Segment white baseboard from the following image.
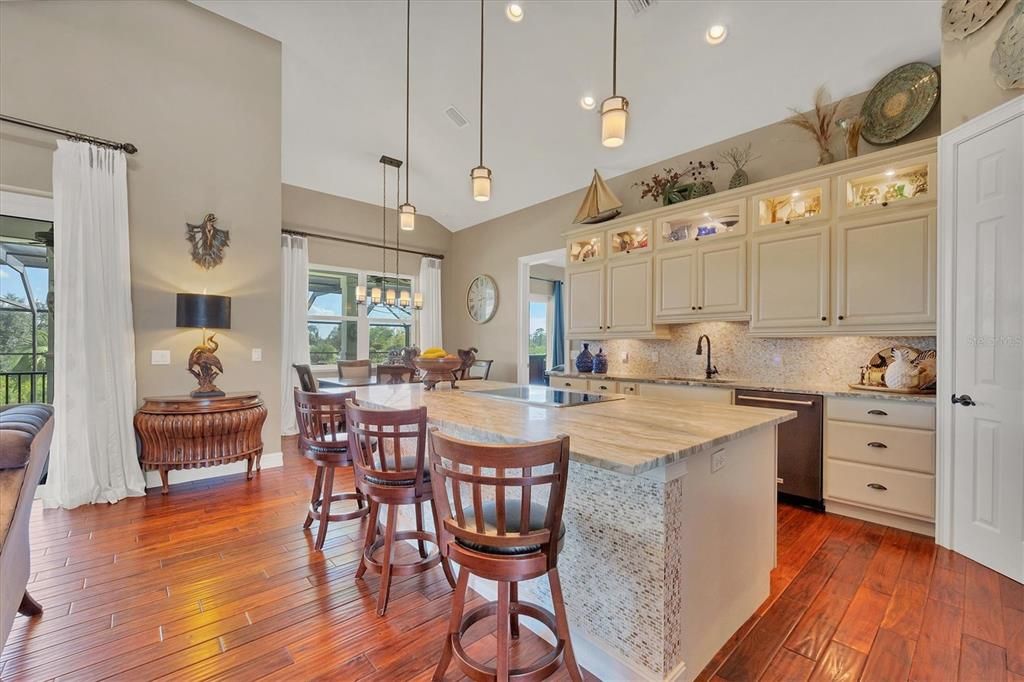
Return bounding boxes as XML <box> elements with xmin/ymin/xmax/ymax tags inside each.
<box><xmin>143</xmin><ymin>451</ymin><xmax>283</xmax><ymax>490</ymax></box>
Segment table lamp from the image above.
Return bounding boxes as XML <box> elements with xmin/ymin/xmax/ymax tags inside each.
<box><xmin>176</xmin><ymin>293</ymin><xmax>231</xmax><ymax>397</ymax></box>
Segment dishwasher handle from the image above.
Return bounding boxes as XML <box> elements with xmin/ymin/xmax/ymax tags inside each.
<box><xmin>736</xmin><ymin>395</ymin><xmax>815</xmax><ymax>407</ymax></box>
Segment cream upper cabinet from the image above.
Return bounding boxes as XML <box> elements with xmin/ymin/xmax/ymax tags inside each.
<box><xmin>655</xmin><ymin>249</ymin><xmax>698</xmax><ymax>318</ymax></box>
<box><xmin>607</xmin><ymin>256</ymin><xmax>653</xmax><ymax>333</ymax></box>
<box><xmin>837</xmin><ymin>154</ymin><xmax>935</xmax><ymax>217</ymax></box>
<box><xmin>567</xmin><ymin>262</ymin><xmax>605</xmax><ymax>335</ymax></box>
<box><xmin>752</xmin><ymin>179</ymin><xmax>830</xmax><ymax>231</ymax></box>
<box><xmin>698</xmin><ymin>241</ymin><xmax>746</xmax><ymax>316</ymax></box>
<box><xmin>750</xmin><ymin>225</ymin><xmax>830</xmax><ymax>330</ymax></box>
<box><xmin>834</xmin><ymin>207</ymin><xmax>936</xmax><ymax>330</ymax></box>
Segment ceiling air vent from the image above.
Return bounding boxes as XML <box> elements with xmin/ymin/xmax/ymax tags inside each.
<box><xmin>626</xmin><ymin>0</ymin><xmax>655</xmax><ymax>14</ymax></box>
<box><xmin>444</xmin><ymin>106</ymin><xmax>469</xmax><ymax>128</ymax></box>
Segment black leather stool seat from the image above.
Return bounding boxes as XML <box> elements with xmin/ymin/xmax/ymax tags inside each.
<box><xmin>455</xmin><ymin>500</ymin><xmax>566</xmax><ymax>555</ymax></box>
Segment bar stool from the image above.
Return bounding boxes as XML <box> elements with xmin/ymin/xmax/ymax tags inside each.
<box><xmin>345</xmin><ymin>400</ymin><xmax>457</xmax><ymax>615</ymax></box>
<box><xmin>428</xmin><ymin>429</ymin><xmax>582</xmax><ymax>682</ymax></box>
<box><xmin>293</xmin><ymin>388</ymin><xmax>368</xmax><ymax>551</ymax></box>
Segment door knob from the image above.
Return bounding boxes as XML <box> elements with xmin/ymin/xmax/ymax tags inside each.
<box><xmin>951</xmin><ymin>393</ymin><xmax>976</xmax><ymax>407</ymax></box>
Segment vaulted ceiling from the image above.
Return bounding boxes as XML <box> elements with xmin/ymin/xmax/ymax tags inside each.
<box><xmin>195</xmin><ymin>0</ymin><xmax>941</xmax><ymax>231</ymax></box>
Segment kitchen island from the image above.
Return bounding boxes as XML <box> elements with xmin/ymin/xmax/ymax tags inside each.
<box><xmin>339</xmin><ymin>380</ymin><xmax>795</xmax><ymax>681</ymax></box>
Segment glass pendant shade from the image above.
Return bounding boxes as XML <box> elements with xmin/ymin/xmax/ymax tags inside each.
<box><xmin>356</xmin><ymin>285</ymin><xmax>367</xmax><ymax>304</ymax></box>
<box><xmin>413</xmin><ymin>291</ymin><xmax>424</xmax><ymax>310</ymax></box>
<box><xmin>385</xmin><ymin>288</ymin><xmax>397</xmax><ymax>306</ymax></box>
<box><xmin>399</xmin><ymin>203</ymin><xmax>416</xmax><ymax>231</ymax></box>
<box><xmin>399</xmin><ymin>290</ymin><xmax>411</xmax><ymax>307</ymax></box>
<box><xmin>601</xmin><ymin>96</ymin><xmax>629</xmax><ymax>148</ymax></box>
<box><xmin>471</xmin><ymin>166</ymin><xmax>492</xmax><ymax>202</ymax></box>
<box><xmin>371</xmin><ymin>287</ymin><xmax>382</xmax><ymax>304</ymax></box>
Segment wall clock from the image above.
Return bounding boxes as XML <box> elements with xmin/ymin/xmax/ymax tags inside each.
<box><xmin>467</xmin><ymin>274</ymin><xmax>498</xmax><ymax>324</ymax></box>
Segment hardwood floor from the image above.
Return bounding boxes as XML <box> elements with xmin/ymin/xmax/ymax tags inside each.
<box><xmin>698</xmin><ymin>502</ymin><xmax>1024</xmax><ymax>682</ymax></box>
<box><xmin>3</xmin><ymin>440</ymin><xmax>1018</xmax><ymax>681</ymax></box>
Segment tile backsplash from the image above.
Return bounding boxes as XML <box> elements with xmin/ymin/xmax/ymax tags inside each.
<box><xmin>572</xmin><ymin>321</ymin><xmax>936</xmax><ymax>387</ymax></box>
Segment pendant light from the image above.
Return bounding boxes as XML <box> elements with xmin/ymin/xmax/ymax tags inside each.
<box><xmin>387</xmin><ymin>161</ymin><xmax>400</xmax><ymax>306</ymax></box>
<box><xmin>601</xmin><ymin>0</ymin><xmax>629</xmax><ymax>148</ymax></box>
<box><xmin>470</xmin><ymin>0</ymin><xmax>492</xmax><ymax>201</ymax></box>
<box><xmin>399</xmin><ymin>0</ymin><xmax>416</xmax><ymax>230</ymax></box>
<box><xmin>371</xmin><ymin>163</ymin><xmax>387</xmax><ymax>305</ymax></box>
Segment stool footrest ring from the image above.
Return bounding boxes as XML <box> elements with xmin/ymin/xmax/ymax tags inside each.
<box><xmin>309</xmin><ymin>491</ymin><xmax>369</xmax><ymax>523</ymax></box>
<box><xmin>452</xmin><ymin>599</ymin><xmax>565</xmax><ymax>682</ymax></box>
<box><xmin>361</xmin><ymin>529</ymin><xmax>441</xmax><ymax>577</ymax></box>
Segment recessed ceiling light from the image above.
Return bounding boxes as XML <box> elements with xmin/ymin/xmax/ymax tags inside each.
<box><xmin>705</xmin><ymin>24</ymin><xmax>727</xmax><ymax>45</ymax></box>
<box><xmin>506</xmin><ymin>3</ymin><xmax>524</xmax><ymax>22</ymax></box>
<box><xmin>580</xmin><ymin>95</ymin><xmax>596</xmax><ymax>110</ymax></box>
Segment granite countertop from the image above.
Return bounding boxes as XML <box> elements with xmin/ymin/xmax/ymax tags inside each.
<box><xmin>547</xmin><ymin>370</ymin><xmax>937</xmax><ymax>404</ymax></box>
<box><xmin>340</xmin><ymin>380</ymin><xmax>796</xmax><ymax>476</ymax></box>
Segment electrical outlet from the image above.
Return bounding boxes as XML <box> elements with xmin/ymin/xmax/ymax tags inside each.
<box><xmin>251</xmin><ymin>348</ymin><xmax>263</xmax><ymax>362</ymax></box>
<box><xmin>620</xmin><ymin>352</ymin><xmax>629</xmax><ymax>363</ymax></box>
<box><xmin>151</xmin><ymin>350</ymin><xmax>170</xmax><ymax>365</ymax></box>
<box><xmin>711</xmin><ymin>449</ymin><xmax>726</xmax><ymax>473</ymax></box>
<box><xmin>651</xmin><ymin>351</ymin><xmax>660</xmax><ymax>363</ymax></box>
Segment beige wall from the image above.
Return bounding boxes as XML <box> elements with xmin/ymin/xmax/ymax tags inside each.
<box><xmin>444</xmin><ymin>88</ymin><xmax>940</xmax><ymax>381</ymax></box>
<box><xmin>0</xmin><ymin>0</ymin><xmax>284</xmax><ymax>443</ymax></box>
<box><xmin>941</xmin><ymin>4</ymin><xmax>1021</xmax><ymax>131</ymax></box>
<box><xmin>282</xmin><ymin>183</ymin><xmax>451</xmax><ymax>277</ymax></box>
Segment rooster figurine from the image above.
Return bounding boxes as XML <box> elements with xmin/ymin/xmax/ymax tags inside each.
<box><xmin>187</xmin><ymin>332</ymin><xmax>226</xmax><ymax>397</ymax></box>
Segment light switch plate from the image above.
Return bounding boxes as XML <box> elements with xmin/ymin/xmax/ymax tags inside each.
<box><xmin>620</xmin><ymin>352</ymin><xmax>629</xmax><ymax>363</ymax></box>
<box><xmin>251</xmin><ymin>348</ymin><xmax>263</xmax><ymax>362</ymax></box>
<box><xmin>711</xmin><ymin>449</ymin><xmax>726</xmax><ymax>473</ymax></box>
<box><xmin>151</xmin><ymin>350</ymin><xmax>170</xmax><ymax>365</ymax></box>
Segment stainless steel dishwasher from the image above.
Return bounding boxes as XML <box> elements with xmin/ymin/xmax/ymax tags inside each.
<box><xmin>734</xmin><ymin>389</ymin><xmax>823</xmax><ymax>509</ymax></box>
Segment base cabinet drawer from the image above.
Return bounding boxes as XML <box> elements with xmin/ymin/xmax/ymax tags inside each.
<box><xmin>826</xmin><ymin>421</ymin><xmax>935</xmax><ymax>474</ymax></box>
<box><xmin>826</xmin><ymin>397</ymin><xmax>935</xmax><ymax>430</ymax></box>
<box><xmin>620</xmin><ymin>382</ymin><xmax>639</xmax><ymax>395</ymax></box>
<box><xmin>553</xmin><ymin>377</ymin><xmax>589</xmax><ymax>391</ymax></box>
<box><xmin>587</xmin><ymin>380</ymin><xmax>619</xmax><ymax>394</ymax></box>
<box><xmin>826</xmin><ymin>459</ymin><xmax>934</xmax><ymax>520</ymax></box>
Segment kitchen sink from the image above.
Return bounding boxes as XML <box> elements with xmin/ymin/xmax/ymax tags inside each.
<box><xmin>656</xmin><ymin>376</ymin><xmax>736</xmax><ymax>384</ymax></box>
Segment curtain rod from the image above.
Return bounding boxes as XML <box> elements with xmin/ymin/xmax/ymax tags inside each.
<box><xmin>530</xmin><ymin>276</ymin><xmax>562</xmax><ymax>284</ymax></box>
<box><xmin>282</xmin><ymin>228</ymin><xmax>444</xmax><ymax>260</ymax></box>
<box><xmin>0</xmin><ymin>114</ymin><xmax>138</xmax><ymax>154</ymax></box>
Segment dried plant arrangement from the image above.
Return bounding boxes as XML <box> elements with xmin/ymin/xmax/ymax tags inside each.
<box><xmin>838</xmin><ymin>115</ymin><xmax>865</xmax><ymax>159</ymax></box>
<box><xmin>634</xmin><ymin>168</ymin><xmax>684</xmax><ymax>203</ymax></box>
<box><xmin>785</xmin><ymin>85</ymin><xmax>844</xmax><ymax>165</ymax></box>
<box><xmin>719</xmin><ymin>143</ymin><xmax>760</xmax><ymax>188</ymax></box>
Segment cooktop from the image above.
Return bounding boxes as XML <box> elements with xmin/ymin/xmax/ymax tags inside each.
<box><xmin>471</xmin><ymin>386</ymin><xmax>624</xmax><ymax>408</ymax></box>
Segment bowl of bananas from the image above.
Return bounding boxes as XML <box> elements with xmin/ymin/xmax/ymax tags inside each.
<box><xmin>413</xmin><ymin>348</ymin><xmax>463</xmax><ymax>391</ymax></box>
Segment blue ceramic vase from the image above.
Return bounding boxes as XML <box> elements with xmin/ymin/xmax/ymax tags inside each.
<box><xmin>593</xmin><ymin>347</ymin><xmax>608</xmax><ymax>374</ymax></box>
<box><xmin>575</xmin><ymin>343</ymin><xmax>594</xmax><ymax>373</ymax></box>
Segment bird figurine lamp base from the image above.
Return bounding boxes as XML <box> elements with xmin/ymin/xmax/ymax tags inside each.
<box><xmin>187</xmin><ymin>329</ymin><xmax>226</xmax><ymax>398</ymax></box>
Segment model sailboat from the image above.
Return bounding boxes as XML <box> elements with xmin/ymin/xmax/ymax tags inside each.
<box><xmin>573</xmin><ymin>169</ymin><xmax>623</xmax><ymax>224</ymax></box>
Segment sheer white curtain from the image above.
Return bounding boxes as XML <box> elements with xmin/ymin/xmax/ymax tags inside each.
<box><xmin>41</xmin><ymin>141</ymin><xmax>146</xmax><ymax>509</ymax></box>
<box><xmin>418</xmin><ymin>257</ymin><xmax>443</xmax><ymax>350</ymax></box>
<box><xmin>280</xmin><ymin>234</ymin><xmax>310</xmax><ymax>435</ymax></box>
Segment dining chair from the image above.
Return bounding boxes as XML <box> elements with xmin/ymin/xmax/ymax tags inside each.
<box><xmin>428</xmin><ymin>429</ymin><xmax>581</xmax><ymax>681</ymax></box>
<box><xmin>460</xmin><ymin>359</ymin><xmax>493</xmax><ymax>381</ymax></box>
<box><xmin>293</xmin><ymin>364</ymin><xmax>317</xmax><ymax>392</ymax></box>
<box><xmin>293</xmin><ymin>389</ymin><xmax>368</xmax><ymax>550</ymax></box>
<box><xmin>345</xmin><ymin>400</ymin><xmax>457</xmax><ymax>615</ymax></box>
<box><xmin>337</xmin><ymin>359</ymin><xmax>372</xmax><ymax>382</ymax></box>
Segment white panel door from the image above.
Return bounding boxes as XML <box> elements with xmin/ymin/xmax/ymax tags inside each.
<box><xmin>951</xmin><ymin>109</ymin><xmax>1024</xmax><ymax>582</ymax></box>
<box><xmin>607</xmin><ymin>256</ymin><xmax>653</xmax><ymax>333</ymax></box>
<box><xmin>655</xmin><ymin>249</ymin><xmax>698</xmax><ymax>319</ymax></box>
<box><xmin>566</xmin><ymin>263</ymin><xmax>605</xmax><ymax>335</ymax></box>
<box><xmin>698</xmin><ymin>242</ymin><xmax>746</xmax><ymax>315</ymax></box>
<box><xmin>750</xmin><ymin>225</ymin><xmax>830</xmax><ymax>330</ymax></box>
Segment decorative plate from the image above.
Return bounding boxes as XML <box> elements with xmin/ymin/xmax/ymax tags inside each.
<box><xmin>991</xmin><ymin>0</ymin><xmax>1024</xmax><ymax>89</ymax></box>
<box><xmin>860</xmin><ymin>63</ymin><xmax>940</xmax><ymax>145</ymax></box>
<box><xmin>942</xmin><ymin>0</ymin><xmax>1008</xmax><ymax>40</ymax></box>
<box><xmin>466</xmin><ymin>274</ymin><xmax>498</xmax><ymax>324</ymax></box>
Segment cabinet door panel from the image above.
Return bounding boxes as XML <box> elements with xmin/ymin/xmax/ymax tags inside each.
<box><xmin>567</xmin><ymin>264</ymin><xmax>605</xmax><ymax>334</ymax></box>
<box><xmin>750</xmin><ymin>225</ymin><xmax>830</xmax><ymax>329</ymax></box>
<box><xmin>607</xmin><ymin>257</ymin><xmax>653</xmax><ymax>333</ymax></box>
<box><xmin>835</xmin><ymin>208</ymin><xmax>936</xmax><ymax>327</ymax></box>
<box><xmin>655</xmin><ymin>250</ymin><xmax>697</xmax><ymax>318</ymax></box>
<box><xmin>699</xmin><ymin>242</ymin><xmax>746</xmax><ymax>315</ymax></box>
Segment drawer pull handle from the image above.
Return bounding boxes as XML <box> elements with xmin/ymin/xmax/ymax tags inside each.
<box><xmin>736</xmin><ymin>395</ymin><xmax>814</xmax><ymax>406</ymax></box>
<box><xmin>866</xmin><ymin>482</ymin><xmax>888</xmax><ymax>491</ymax></box>
<box><xmin>599</xmin><ymin>385</ymin><xmax>608</xmax><ymax>390</ymax></box>
<box><xmin>867</xmin><ymin>409</ymin><xmax>888</xmax><ymax>416</ymax></box>
<box><xmin>867</xmin><ymin>441</ymin><xmax>887</xmax><ymax>448</ymax></box>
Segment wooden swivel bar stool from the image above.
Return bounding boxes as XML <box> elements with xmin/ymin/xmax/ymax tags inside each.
<box><xmin>428</xmin><ymin>429</ymin><xmax>582</xmax><ymax>682</ymax></box>
<box><xmin>345</xmin><ymin>400</ymin><xmax>457</xmax><ymax>615</ymax></box>
<box><xmin>293</xmin><ymin>389</ymin><xmax>369</xmax><ymax>550</ymax></box>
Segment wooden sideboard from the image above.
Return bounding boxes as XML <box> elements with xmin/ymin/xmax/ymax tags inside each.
<box><xmin>134</xmin><ymin>392</ymin><xmax>267</xmax><ymax>493</ymax></box>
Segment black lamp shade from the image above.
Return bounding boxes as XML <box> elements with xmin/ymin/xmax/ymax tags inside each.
<box><xmin>176</xmin><ymin>293</ymin><xmax>231</xmax><ymax>330</ymax></box>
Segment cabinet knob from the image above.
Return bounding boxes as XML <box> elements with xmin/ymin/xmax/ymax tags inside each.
<box><xmin>694</xmin><ymin>236</ymin><xmax>700</xmax><ymax>241</ymax></box>
<box><xmin>821</xmin><ymin>316</ymin><xmax>827</xmax><ymax>321</ymax></box>
<box><xmin>881</xmin><ymin>201</ymin><xmax>889</xmax><ymax>207</ymax></box>
<box><xmin>691</xmin><ymin>306</ymin><xmax>696</xmax><ymax>311</ymax></box>
<box><xmin>838</xmin><ymin>315</ymin><xmax>845</xmax><ymax>320</ymax></box>
<box><xmin>784</xmin><ymin>219</ymin><xmax>791</xmax><ymax>225</ymax></box>
<box><xmin>698</xmin><ymin>306</ymin><xmax>703</xmax><ymax>310</ymax></box>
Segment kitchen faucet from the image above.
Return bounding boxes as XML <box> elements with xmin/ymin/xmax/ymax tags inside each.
<box><xmin>696</xmin><ymin>334</ymin><xmax>718</xmax><ymax>379</ymax></box>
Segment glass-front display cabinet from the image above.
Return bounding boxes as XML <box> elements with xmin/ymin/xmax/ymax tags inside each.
<box><xmin>607</xmin><ymin>220</ymin><xmax>652</xmax><ymax>257</ymax></box>
<box><xmin>657</xmin><ymin>201</ymin><xmax>746</xmax><ymax>247</ymax></box>
<box><xmin>752</xmin><ymin>179</ymin><xmax>830</xmax><ymax>230</ymax></box>
<box><xmin>838</xmin><ymin>154</ymin><xmax>934</xmax><ymax>216</ymax></box>
<box><xmin>567</xmin><ymin>232</ymin><xmax>604</xmax><ymax>265</ymax></box>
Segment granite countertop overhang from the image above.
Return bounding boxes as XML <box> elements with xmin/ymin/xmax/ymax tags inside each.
<box><xmin>345</xmin><ymin>381</ymin><xmax>797</xmax><ymax>476</ymax></box>
<box><xmin>547</xmin><ymin>370</ymin><xmax>937</xmax><ymax>404</ymax></box>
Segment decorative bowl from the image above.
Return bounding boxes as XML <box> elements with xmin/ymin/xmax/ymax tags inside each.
<box><xmin>413</xmin><ymin>356</ymin><xmax>463</xmax><ymax>391</ymax></box>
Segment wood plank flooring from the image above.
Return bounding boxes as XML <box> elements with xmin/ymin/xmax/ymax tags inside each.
<box><xmin>3</xmin><ymin>438</ymin><xmax>1019</xmax><ymax>681</ymax></box>
<box><xmin>699</xmin><ymin>501</ymin><xmax>1024</xmax><ymax>682</ymax></box>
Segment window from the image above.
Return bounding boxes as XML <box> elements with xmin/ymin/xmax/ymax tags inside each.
<box><xmin>307</xmin><ymin>267</ymin><xmax>416</xmax><ymax>367</ymax></box>
<box><xmin>1</xmin><ymin>232</ymin><xmax>52</xmax><ymax>404</ymax></box>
